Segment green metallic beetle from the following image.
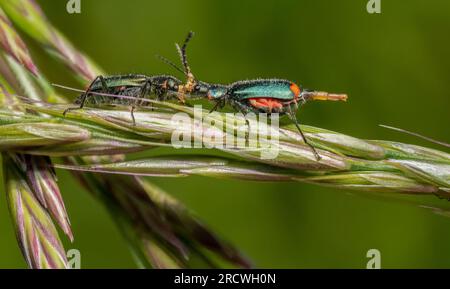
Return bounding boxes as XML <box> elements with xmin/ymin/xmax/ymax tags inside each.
<box><xmin>169</xmin><ymin>32</ymin><xmax>348</xmax><ymax>160</ymax></box>
<box><xmin>63</xmin><ymin>31</ymin><xmax>348</xmax><ymax>160</ymax></box>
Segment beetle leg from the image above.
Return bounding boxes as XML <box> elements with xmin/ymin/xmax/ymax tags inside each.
<box><xmin>142</xmin><ymin>78</ymin><xmax>153</xmax><ymax>110</ymax></box>
<box><xmin>131</xmin><ymin>78</ymin><xmax>152</xmax><ymax>125</ymax></box>
<box><xmin>209</xmin><ymin>95</ymin><xmax>226</xmax><ymax>114</ymax></box>
<box><xmin>64</xmin><ymin>75</ymin><xmax>107</xmax><ymax>116</ymax></box>
<box><xmin>231</xmin><ymin>101</ymin><xmax>252</xmax><ymax>142</ymax></box>
<box><xmin>287</xmin><ymin>104</ymin><xmax>321</xmax><ymax>161</ymax></box>
<box><xmin>209</xmin><ymin>99</ymin><xmax>222</xmax><ymax>113</ymax></box>
<box><xmin>130</xmin><ymin>106</ymin><xmax>136</xmax><ymax>126</ymax></box>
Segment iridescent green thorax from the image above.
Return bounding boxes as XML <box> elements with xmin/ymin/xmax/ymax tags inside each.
<box><xmin>207</xmin><ymin>84</ymin><xmax>228</xmax><ymax>99</ymax></box>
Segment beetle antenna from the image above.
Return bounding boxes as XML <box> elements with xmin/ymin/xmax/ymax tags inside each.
<box><xmin>155</xmin><ymin>54</ymin><xmax>186</xmax><ymax>76</ymax></box>
<box><xmin>380</xmin><ymin>124</ymin><xmax>450</xmax><ymax>148</ymax></box>
<box><xmin>176</xmin><ymin>31</ymin><xmax>195</xmax><ymax>78</ymax></box>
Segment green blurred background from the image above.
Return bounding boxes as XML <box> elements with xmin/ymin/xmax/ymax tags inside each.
<box><xmin>1</xmin><ymin>0</ymin><xmax>450</xmax><ymax>268</ymax></box>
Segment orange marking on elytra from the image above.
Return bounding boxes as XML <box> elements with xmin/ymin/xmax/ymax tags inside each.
<box><xmin>289</xmin><ymin>82</ymin><xmax>301</xmax><ymax>100</ymax></box>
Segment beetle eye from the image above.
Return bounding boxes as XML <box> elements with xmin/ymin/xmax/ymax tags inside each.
<box><xmin>195</xmin><ymin>85</ymin><xmax>200</xmax><ymax>91</ymax></box>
